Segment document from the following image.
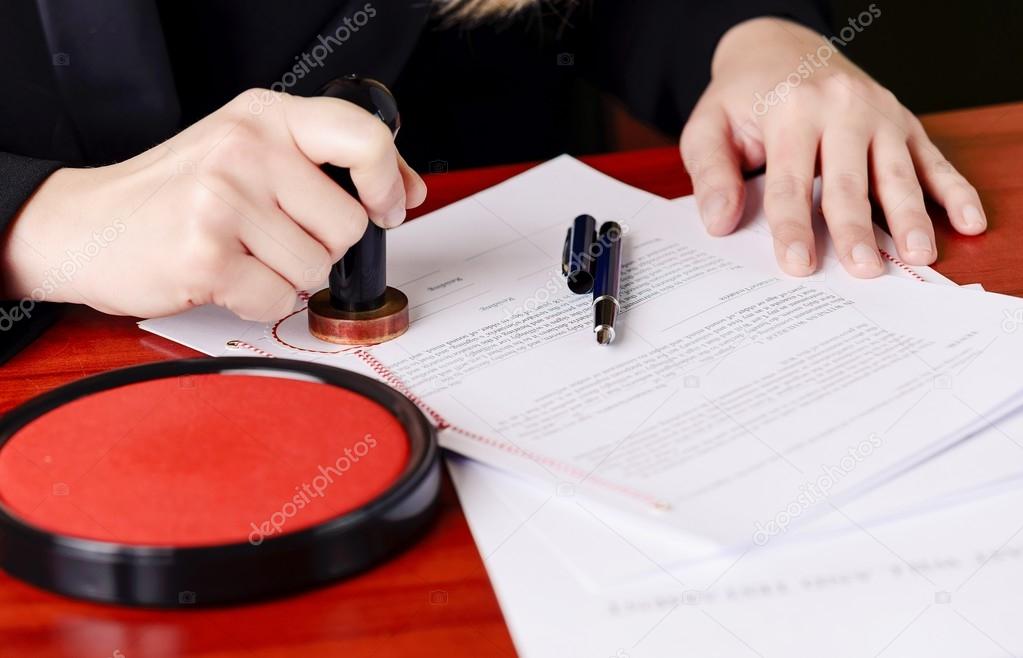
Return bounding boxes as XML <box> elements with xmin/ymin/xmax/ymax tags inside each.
<box><xmin>474</xmin><ymin>406</ymin><xmax>1023</xmax><ymax>590</ymax></box>
<box><xmin>449</xmin><ymin>454</ymin><xmax>1023</xmax><ymax>658</ymax></box>
<box><xmin>142</xmin><ymin>156</ymin><xmax>1023</xmax><ymax>547</ymax></box>
<box><xmin>454</xmin><ymin>220</ymin><xmax>1023</xmax><ymax>588</ymax></box>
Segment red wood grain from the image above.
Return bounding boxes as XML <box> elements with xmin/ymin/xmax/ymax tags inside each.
<box><xmin>1</xmin><ymin>102</ymin><xmax>1021</xmax><ymax>657</ymax></box>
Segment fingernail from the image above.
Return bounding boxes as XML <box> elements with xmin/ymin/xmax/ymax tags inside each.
<box><xmin>785</xmin><ymin>241</ymin><xmax>811</xmax><ymax>267</ymax></box>
<box><xmin>701</xmin><ymin>193</ymin><xmax>728</xmax><ymax>231</ymax></box>
<box><xmin>962</xmin><ymin>205</ymin><xmax>986</xmax><ymax>230</ymax></box>
<box><xmin>851</xmin><ymin>243</ymin><xmax>880</xmax><ymax>268</ymax></box>
<box><xmin>905</xmin><ymin>229</ymin><xmax>933</xmax><ymax>258</ymax></box>
<box><xmin>382</xmin><ymin>206</ymin><xmax>406</xmax><ymax>228</ymax></box>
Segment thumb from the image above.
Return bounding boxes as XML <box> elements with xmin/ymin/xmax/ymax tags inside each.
<box><xmin>680</xmin><ymin>102</ymin><xmax>747</xmax><ymax>236</ymax></box>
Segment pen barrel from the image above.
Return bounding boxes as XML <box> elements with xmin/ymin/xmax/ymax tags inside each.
<box><xmin>592</xmin><ymin>221</ymin><xmax>623</xmax><ymax>301</ymax></box>
<box><xmin>318</xmin><ymin>76</ymin><xmax>400</xmax><ymax>312</ymax></box>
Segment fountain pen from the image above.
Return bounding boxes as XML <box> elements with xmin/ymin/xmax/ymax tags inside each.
<box><xmin>592</xmin><ymin>221</ymin><xmax>623</xmax><ymax>345</ymax></box>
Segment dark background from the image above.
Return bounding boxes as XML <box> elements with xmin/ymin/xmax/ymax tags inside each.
<box><xmin>831</xmin><ymin>0</ymin><xmax>1022</xmax><ymax>114</ymax></box>
<box><xmin>395</xmin><ymin>0</ymin><xmax>1023</xmax><ymax>171</ymax></box>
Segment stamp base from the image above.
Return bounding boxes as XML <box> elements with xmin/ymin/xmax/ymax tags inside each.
<box><xmin>307</xmin><ymin>287</ymin><xmax>410</xmax><ymax>346</ymax></box>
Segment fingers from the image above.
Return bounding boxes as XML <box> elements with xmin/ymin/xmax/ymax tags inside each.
<box><xmin>273</xmin><ymin>154</ymin><xmax>370</xmax><ymax>262</ymax></box>
<box><xmin>232</xmin><ymin>199</ymin><xmax>332</xmax><ymax>292</ymax></box>
<box><xmin>281</xmin><ymin>94</ymin><xmax>406</xmax><ymax>228</ymax></box>
<box><xmin>214</xmin><ymin>254</ymin><xmax>298</xmax><ymax>323</ymax></box>
<box><xmin>183</xmin><ymin>181</ymin><xmax>316</xmax><ymax>320</ymax></box>
<box><xmin>762</xmin><ymin>123</ymin><xmax>820</xmax><ymax>276</ymax></box>
<box><xmin>820</xmin><ymin>123</ymin><xmax>884</xmax><ymax>278</ymax></box>
<box><xmin>680</xmin><ymin>104</ymin><xmax>746</xmax><ymax>235</ymax></box>
<box><xmin>399</xmin><ymin>154</ymin><xmax>428</xmax><ymax>209</ymax></box>
<box><xmin>869</xmin><ymin>131</ymin><xmax>935</xmax><ymax>265</ymax></box>
<box><xmin>907</xmin><ymin>128</ymin><xmax>988</xmax><ymax>235</ymax></box>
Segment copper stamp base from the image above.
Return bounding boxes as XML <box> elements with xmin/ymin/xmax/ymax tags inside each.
<box><xmin>307</xmin><ymin>287</ymin><xmax>410</xmax><ymax>346</ymax></box>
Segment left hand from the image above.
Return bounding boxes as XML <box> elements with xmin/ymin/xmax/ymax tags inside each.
<box><xmin>681</xmin><ymin>17</ymin><xmax>988</xmax><ymax>278</ymax></box>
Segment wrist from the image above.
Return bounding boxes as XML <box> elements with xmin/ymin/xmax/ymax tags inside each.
<box><xmin>711</xmin><ymin>17</ymin><xmax>823</xmax><ymax>78</ymax></box>
<box><xmin>1</xmin><ymin>168</ymin><xmax>87</xmax><ymax>303</ymax></box>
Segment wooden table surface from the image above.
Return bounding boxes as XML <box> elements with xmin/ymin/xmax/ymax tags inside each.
<box><xmin>2</xmin><ymin>102</ymin><xmax>1022</xmax><ymax>657</ymax></box>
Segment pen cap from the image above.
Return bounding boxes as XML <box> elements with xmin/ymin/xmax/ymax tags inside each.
<box><xmin>562</xmin><ymin>214</ymin><xmax>597</xmax><ymax>294</ymax></box>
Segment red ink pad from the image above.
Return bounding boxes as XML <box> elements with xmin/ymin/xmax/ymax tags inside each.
<box><xmin>0</xmin><ymin>358</ymin><xmax>439</xmax><ymax>607</ymax></box>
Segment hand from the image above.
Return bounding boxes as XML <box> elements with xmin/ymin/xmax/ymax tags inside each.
<box><xmin>681</xmin><ymin>17</ymin><xmax>987</xmax><ymax>278</ymax></box>
<box><xmin>1</xmin><ymin>89</ymin><xmax>427</xmax><ymax>321</ymax></box>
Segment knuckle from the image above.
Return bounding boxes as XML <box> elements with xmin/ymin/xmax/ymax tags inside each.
<box><xmin>822</xmin><ymin>184</ymin><xmax>871</xmax><ymax>218</ymax></box>
<box><xmin>228</xmin><ymin>301</ymin><xmax>263</xmax><ymax>323</ymax></box>
<box><xmin>824</xmin><ymin>72</ymin><xmax>868</xmax><ymax>100</ymax></box>
<box><xmin>766</xmin><ymin>173</ymin><xmax>811</xmax><ymax>202</ymax></box>
<box><xmin>782</xmin><ymin>85</ymin><xmax>821</xmax><ymax>113</ymax></box>
<box><xmin>323</xmin><ymin>205</ymin><xmax>369</xmax><ymax>260</ymax></box>
<box><xmin>228</xmin><ymin>87</ymin><xmax>281</xmax><ymax>115</ymax></box>
<box><xmin>947</xmin><ymin>178</ymin><xmax>978</xmax><ymax>200</ymax></box>
<box><xmin>822</xmin><ymin>195</ymin><xmax>869</xmax><ymax>221</ymax></box>
<box><xmin>680</xmin><ymin>145</ymin><xmax>705</xmax><ymax>174</ymax></box>
<box><xmin>694</xmin><ymin>158</ymin><xmax>735</xmax><ymax>186</ymax></box>
<box><xmin>307</xmin><ymin>253</ymin><xmax>333</xmax><ymax>283</ymax></box>
<box><xmin>888</xmin><ymin>107</ymin><xmax>917</xmax><ymax>136</ymax></box>
<box><xmin>878</xmin><ymin>87</ymin><xmax>900</xmax><ymax>109</ymax></box>
<box><xmin>885</xmin><ymin>159</ymin><xmax>917</xmax><ymax>183</ymax></box>
<box><xmin>183</xmin><ymin>237</ymin><xmax>230</xmax><ymax>286</ymax></box>
<box><xmin>906</xmin><ymin>113</ymin><xmax>927</xmax><ymax>136</ymax></box>
<box><xmin>894</xmin><ymin>206</ymin><xmax>931</xmax><ymax>226</ymax></box>
<box><xmin>828</xmin><ymin>171</ymin><xmax>868</xmax><ymax>199</ymax></box>
<box><xmin>232</xmin><ymin>87</ymin><xmax>268</xmax><ymax>105</ymax></box>
<box><xmin>680</xmin><ymin>120</ymin><xmax>716</xmax><ymax>154</ymax></box>
<box><xmin>186</xmin><ymin>184</ymin><xmax>236</xmax><ymax>234</ymax></box>
<box><xmin>932</xmin><ymin>159</ymin><xmax>961</xmax><ymax>178</ymax></box>
<box><xmin>362</xmin><ymin>175</ymin><xmax>402</xmax><ymax>213</ymax></box>
<box><xmin>202</xmin><ymin>123</ymin><xmax>262</xmax><ymax>175</ymax></box>
<box><xmin>769</xmin><ymin>219</ymin><xmax>810</xmax><ymax>240</ymax></box>
<box><xmin>351</xmin><ymin>116</ymin><xmax>395</xmax><ymax>161</ymax></box>
<box><xmin>342</xmin><ymin>206</ymin><xmax>370</xmax><ymax>246</ymax></box>
<box><xmin>831</xmin><ymin>223</ymin><xmax>875</xmax><ymax>245</ymax></box>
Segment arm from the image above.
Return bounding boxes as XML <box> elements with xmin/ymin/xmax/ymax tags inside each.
<box><xmin>0</xmin><ymin>153</ymin><xmax>64</xmax><ymax>363</ymax></box>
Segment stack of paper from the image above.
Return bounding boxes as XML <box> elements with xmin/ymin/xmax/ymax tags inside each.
<box><xmin>142</xmin><ymin>157</ymin><xmax>1023</xmax><ymax>656</ymax></box>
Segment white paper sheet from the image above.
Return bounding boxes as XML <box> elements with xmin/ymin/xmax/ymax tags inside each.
<box><xmin>449</xmin><ymin>455</ymin><xmax>1023</xmax><ymax>658</ymax></box>
<box><xmin>474</xmin><ymin>406</ymin><xmax>1023</xmax><ymax>591</ymax></box>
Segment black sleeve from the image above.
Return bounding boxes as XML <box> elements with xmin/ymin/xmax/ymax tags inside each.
<box><xmin>577</xmin><ymin>0</ymin><xmax>832</xmax><ymax>133</ymax></box>
<box><xmin>0</xmin><ymin>152</ymin><xmax>64</xmax><ymax>365</ymax></box>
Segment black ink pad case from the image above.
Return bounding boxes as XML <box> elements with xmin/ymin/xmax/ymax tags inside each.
<box><xmin>0</xmin><ymin>357</ymin><xmax>439</xmax><ymax>607</ymax></box>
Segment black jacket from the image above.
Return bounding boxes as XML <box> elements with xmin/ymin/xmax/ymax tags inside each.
<box><xmin>0</xmin><ymin>0</ymin><xmax>828</xmax><ymax>362</ymax></box>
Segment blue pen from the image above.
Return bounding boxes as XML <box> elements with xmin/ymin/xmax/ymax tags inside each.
<box><xmin>592</xmin><ymin>221</ymin><xmax>623</xmax><ymax>345</ymax></box>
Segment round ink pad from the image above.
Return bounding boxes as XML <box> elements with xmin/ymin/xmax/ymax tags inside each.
<box><xmin>0</xmin><ymin>358</ymin><xmax>440</xmax><ymax>607</ymax></box>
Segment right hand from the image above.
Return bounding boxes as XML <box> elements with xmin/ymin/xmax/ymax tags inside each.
<box><xmin>0</xmin><ymin>88</ymin><xmax>427</xmax><ymax>321</ymax></box>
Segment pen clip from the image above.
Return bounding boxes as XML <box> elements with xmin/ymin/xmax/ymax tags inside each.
<box><xmin>561</xmin><ymin>228</ymin><xmax>572</xmax><ymax>277</ymax></box>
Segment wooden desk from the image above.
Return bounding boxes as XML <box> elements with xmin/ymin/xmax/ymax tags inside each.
<box><xmin>2</xmin><ymin>102</ymin><xmax>1022</xmax><ymax>657</ymax></box>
